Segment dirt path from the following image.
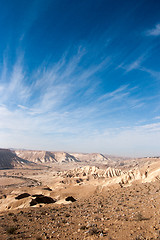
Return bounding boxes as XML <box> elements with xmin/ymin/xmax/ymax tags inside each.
<box><xmin>0</xmin><ymin>175</ymin><xmax>42</xmax><ymax>188</ymax></box>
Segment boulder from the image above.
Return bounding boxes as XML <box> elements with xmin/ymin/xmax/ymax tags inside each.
<box><xmin>65</xmin><ymin>196</ymin><xmax>77</xmax><ymax>202</ymax></box>
<box><xmin>30</xmin><ymin>195</ymin><xmax>56</xmax><ymax>206</ymax></box>
<box><xmin>15</xmin><ymin>193</ymin><xmax>30</xmax><ymax>200</ymax></box>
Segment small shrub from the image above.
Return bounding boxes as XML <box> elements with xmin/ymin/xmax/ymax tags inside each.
<box><xmin>136</xmin><ymin>212</ymin><xmax>150</xmax><ymax>221</ymax></box>
<box><xmin>80</xmin><ymin>225</ymin><xmax>86</xmax><ymax>230</ymax></box>
<box><xmin>6</xmin><ymin>226</ymin><xmax>17</xmax><ymax>234</ymax></box>
<box><xmin>65</xmin><ymin>213</ymin><xmax>70</xmax><ymax>217</ymax></box>
<box><xmin>8</xmin><ymin>213</ymin><xmax>14</xmax><ymax>216</ymax></box>
<box><xmin>88</xmin><ymin>227</ymin><xmax>99</xmax><ymax>235</ymax></box>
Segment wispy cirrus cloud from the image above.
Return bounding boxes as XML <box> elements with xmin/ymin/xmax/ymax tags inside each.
<box><xmin>0</xmin><ymin>44</ymin><xmax>158</xmax><ymax>156</ymax></box>
<box><xmin>118</xmin><ymin>51</ymin><xmax>160</xmax><ymax>82</ymax></box>
<box><xmin>146</xmin><ymin>23</ymin><xmax>160</xmax><ymax>36</ymax></box>
<box><xmin>118</xmin><ymin>55</ymin><xmax>145</xmax><ymax>73</ymax></box>
<box><xmin>0</xmin><ymin>45</ymin><xmax>144</xmax><ymax>135</ymax></box>
<box><xmin>125</xmin><ymin>57</ymin><xmax>144</xmax><ymax>72</ymax></box>
<box><xmin>0</xmin><ymin>55</ymin><xmax>31</xmax><ymax>106</ymax></box>
<box><xmin>139</xmin><ymin>66</ymin><xmax>160</xmax><ymax>80</ymax></box>
<box><xmin>0</xmin><ymin>47</ymin><xmax>111</xmax><ymax>132</ymax></box>
<box><xmin>98</xmin><ymin>85</ymin><xmax>129</xmax><ymax>101</ymax></box>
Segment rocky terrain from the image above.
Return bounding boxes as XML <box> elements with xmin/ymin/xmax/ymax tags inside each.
<box><xmin>0</xmin><ymin>149</ymin><xmax>160</xmax><ymax>239</ymax></box>
<box><xmin>0</xmin><ymin>180</ymin><xmax>160</xmax><ymax>240</ymax></box>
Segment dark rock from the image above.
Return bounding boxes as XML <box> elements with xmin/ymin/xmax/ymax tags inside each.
<box><xmin>65</xmin><ymin>196</ymin><xmax>76</xmax><ymax>202</ymax></box>
<box><xmin>0</xmin><ymin>194</ymin><xmax>7</xmax><ymax>199</ymax></box>
<box><xmin>30</xmin><ymin>199</ymin><xmax>38</xmax><ymax>206</ymax></box>
<box><xmin>30</xmin><ymin>195</ymin><xmax>56</xmax><ymax>206</ymax></box>
<box><xmin>76</xmin><ymin>178</ymin><xmax>83</xmax><ymax>183</ymax></box>
<box><xmin>65</xmin><ymin>213</ymin><xmax>70</xmax><ymax>217</ymax></box>
<box><xmin>32</xmin><ymin>194</ymin><xmax>44</xmax><ymax>197</ymax></box>
<box><xmin>15</xmin><ymin>193</ymin><xmax>30</xmax><ymax>200</ymax></box>
<box><xmin>43</xmin><ymin>187</ymin><xmax>52</xmax><ymax>191</ymax></box>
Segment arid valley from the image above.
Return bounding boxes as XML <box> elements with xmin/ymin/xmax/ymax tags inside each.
<box><xmin>0</xmin><ymin>148</ymin><xmax>160</xmax><ymax>240</ymax></box>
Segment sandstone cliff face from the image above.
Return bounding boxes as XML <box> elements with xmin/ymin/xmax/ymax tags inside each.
<box><xmin>15</xmin><ymin>150</ymin><xmax>55</xmax><ymax>164</ymax></box>
<box><xmin>15</xmin><ymin>150</ymin><xmax>110</xmax><ymax>164</ymax></box>
<box><xmin>15</xmin><ymin>150</ymin><xmax>79</xmax><ymax>164</ymax></box>
<box><xmin>0</xmin><ymin>149</ymin><xmax>33</xmax><ymax>169</ymax></box>
<box><xmin>69</xmin><ymin>153</ymin><xmax>109</xmax><ymax>163</ymax></box>
<box><xmin>53</xmin><ymin>152</ymin><xmax>79</xmax><ymax>163</ymax></box>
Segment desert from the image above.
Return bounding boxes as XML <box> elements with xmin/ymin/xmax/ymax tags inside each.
<box><xmin>1</xmin><ymin>0</ymin><xmax>160</xmax><ymax>239</ymax></box>
<box><xmin>0</xmin><ymin>148</ymin><xmax>160</xmax><ymax>240</ymax></box>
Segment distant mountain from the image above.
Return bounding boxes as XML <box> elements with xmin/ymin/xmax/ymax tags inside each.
<box><xmin>15</xmin><ymin>150</ymin><xmax>110</xmax><ymax>164</ymax></box>
<box><xmin>15</xmin><ymin>150</ymin><xmax>79</xmax><ymax>164</ymax></box>
<box><xmin>53</xmin><ymin>152</ymin><xmax>79</xmax><ymax>163</ymax></box>
<box><xmin>70</xmin><ymin>152</ymin><xmax>110</xmax><ymax>163</ymax></box>
<box><xmin>0</xmin><ymin>149</ymin><xmax>35</xmax><ymax>169</ymax></box>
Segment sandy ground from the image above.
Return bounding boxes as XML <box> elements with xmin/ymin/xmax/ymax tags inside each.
<box><xmin>0</xmin><ymin>177</ymin><xmax>25</xmax><ymax>186</ymax></box>
<box><xmin>0</xmin><ymin>158</ymin><xmax>160</xmax><ymax>239</ymax></box>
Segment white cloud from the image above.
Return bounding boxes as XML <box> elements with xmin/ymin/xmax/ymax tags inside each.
<box><xmin>18</xmin><ymin>105</ymin><xmax>29</xmax><ymax>110</ymax></box>
<box><xmin>120</xmin><ymin>55</ymin><xmax>145</xmax><ymax>72</ymax></box>
<box><xmin>119</xmin><ymin>55</ymin><xmax>160</xmax><ymax>81</ymax></box>
<box><xmin>0</xmin><ymin>56</ymin><xmax>31</xmax><ymax>105</ymax></box>
<box><xmin>146</xmin><ymin>23</ymin><xmax>160</xmax><ymax>36</ymax></box>
<box><xmin>139</xmin><ymin>67</ymin><xmax>160</xmax><ymax>80</ymax></box>
<box><xmin>154</xmin><ymin>116</ymin><xmax>160</xmax><ymax>120</ymax></box>
<box><xmin>0</xmin><ymin>85</ymin><xmax>4</xmax><ymax>93</ymax></box>
<box><xmin>98</xmin><ymin>85</ymin><xmax>129</xmax><ymax>101</ymax></box>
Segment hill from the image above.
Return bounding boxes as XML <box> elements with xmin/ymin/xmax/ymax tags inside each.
<box><xmin>0</xmin><ymin>149</ymin><xmax>34</xmax><ymax>169</ymax></box>
<box><xmin>15</xmin><ymin>150</ymin><xmax>79</xmax><ymax>164</ymax></box>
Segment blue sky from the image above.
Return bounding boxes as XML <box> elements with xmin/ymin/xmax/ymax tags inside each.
<box><xmin>0</xmin><ymin>0</ymin><xmax>160</xmax><ymax>156</ymax></box>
